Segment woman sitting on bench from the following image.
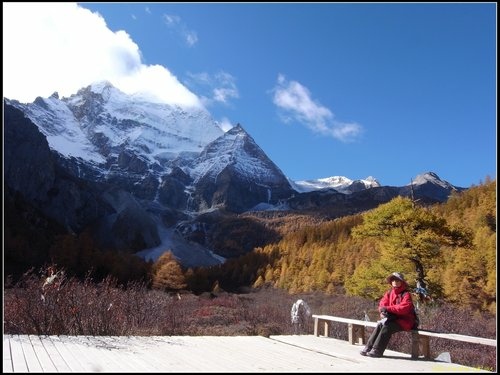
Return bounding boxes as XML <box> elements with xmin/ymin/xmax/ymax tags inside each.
<box><xmin>360</xmin><ymin>272</ymin><xmax>417</xmax><ymax>358</ymax></box>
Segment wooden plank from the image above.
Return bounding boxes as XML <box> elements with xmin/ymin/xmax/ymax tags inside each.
<box><xmin>84</xmin><ymin>336</ymin><xmax>159</xmax><ymax>372</ymax></box>
<box><xmin>247</xmin><ymin>335</ymin><xmax>343</xmax><ymax>371</ymax></box>
<box><xmin>126</xmin><ymin>336</ymin><xmax>208</xmax><ymax>372</ymax></box>
<box><xmin>76</xmin><ymin>335</ymin><xmax>137</xmax><ymax>372</ymax></box>
<box><xmin>78</xmin><ymin>336</ymin><xmax>131</xmax><ymax>372</ymax></box>
<box><xmin>271</xmin><ymin>334</ymin><xmax>403</xmax><ymax>363</ymax></box>
<box><xmin>411</xmin><ymin>331</ymin><xmax>419</xmax><ymax>359</ymax></box>
<box><xmin>161</xmin><ymin>336</ymin><xmax>234</xmax><ymax>372</ymax></box>
<box><xmin>126</xmin><ymin>335</ymin><xmax>227</xmax><ymax>372</ymax></box>
<box><xmin>126</xmin><ymin>336</ymin><xmax>184</xmax><ymax>371</ymax></box>
<box><xmin>18</xmin><ymin>335</ymin><xmax>43</xmax><ymax>372</ymax></box>
<box><xmin>39</xmin><ymin>336</ymin><xmax>72</xmax><ymax>372</ymax></box>
<box><xmin>120</xmin><ymin>336</ymin><xmax>179</xmax><ymax>372</ymax></box>
<box><xmin>207</xmin><ymin>335</ymin><xmax>321</xmax><ymax>372</ymax></box>
<box><xmin>8</xmin><ymin>335</ymin><xmax>29</xmax><ymax>373</ymax></box>
<box><xmin>58</xmin><ymin>335</ymin><xmax>106</xmax><ymax>372</ymax></box>
<box><xmin>3</xmin><ymin>335</ymin><xmax>14</xmax><ymax>373</ymax></box>
<box><xmin>415</xmin><ymin>331</ymin><xmax>497</xmax><ymax>346</ymax></box>
<box><xmin>312</xmin><ymin>314</ymin><xmax>378</xmax><ymax>328</ymax></box>
<box><xmin>193</xmin><ymin>336</ymin><xmax>293</xmax><ymax>372</ymax></box>
<box><xmin>49</xmin><ymin>335</ymin><xmax>87</xmax><ymax>372</ymax></box>
<box><xmin>178</xmin><ymin>336</ymin><xmax>260</xmax><ymax>372</ymax></box>
<box><xmin>28</xmin><ymin>335</ymin><xmax>57</xmax><ymax>372</ymax></box>
<box><xmin>348</xmin><ymin>323</ymin><xmax>365</xmax><ymax>345</ymax></box>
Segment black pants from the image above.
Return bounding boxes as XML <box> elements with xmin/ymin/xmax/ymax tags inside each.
<box><xmin>365</xmin><ymin>321</ymin><xmax>403</xmax><ymax>354</ymax></box>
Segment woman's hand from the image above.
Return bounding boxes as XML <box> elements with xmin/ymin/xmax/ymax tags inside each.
<box><xmin>379</xmin><ymin>306</ymin><xmax>388</xmax><ymax>317</ymax></box>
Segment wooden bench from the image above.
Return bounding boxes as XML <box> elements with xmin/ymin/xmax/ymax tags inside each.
<box><xmin>312</xmin><ymin>314</ymin><xmax>496</xmax><ymax>359</ymax></box>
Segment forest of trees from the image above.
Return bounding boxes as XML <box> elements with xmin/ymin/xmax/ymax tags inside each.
<box><xmin>185</xmin><ymin>178</ymin><xmax>496</xmax><ymax>314</ymax></box>
<box><xmin>5</xmin><ymin>178</ymin><xmax>496</xmax><ymax>314</ymax></box>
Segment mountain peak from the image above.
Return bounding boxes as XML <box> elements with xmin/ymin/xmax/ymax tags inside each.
<box><xmin>88</xmin><ymin>80</ymin><xmax>114</xmax><ymax>93</ymax></box>
<box><xmin>411</xmin><ymin>172</ymin><xmax>452</xmax><ymax>188</ymax></box>
<box><xmin>226</xmin><ymin>123</ymin><xmax>246</xmax><ymax>135</ymax></box>
<box><xmin>188</xmin><ymin>121</ymin><xmax>290</xmax><ymax>189</ymax></box>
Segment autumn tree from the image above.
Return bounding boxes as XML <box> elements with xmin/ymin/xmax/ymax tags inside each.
<box><xmin>437</xmin><ymin>180</ymin><xmax>496</xmax><ymax>312</ymax></box>
<box><xmin>152</xmin><ymin>251</ymin><xmax>186</xmax><ymax>292</ymax></box>
<box><xmin>346</xmin><ymin>196</ymin><xmax>472</xmax><ymax>300</ymax></box>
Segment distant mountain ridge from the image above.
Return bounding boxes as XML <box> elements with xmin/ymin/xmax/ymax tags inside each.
<box><xmin>291</xmin><ymin>175</ymin><xmax>381</xmax><ymax>194</ymax></box>
<box><xmin>4</xmin><ymin>82</ymin><xmax>466</xmax><ymax>267</ymax></box>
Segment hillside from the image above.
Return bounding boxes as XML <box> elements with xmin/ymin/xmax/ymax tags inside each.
<box><xmin>186</xmin><ymin>179</ymin><xmax>496</xmax><ymax>313</ymax></box>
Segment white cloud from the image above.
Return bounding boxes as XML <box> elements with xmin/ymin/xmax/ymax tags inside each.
<box><xmin>272</xmin><ymin>74</ymin><xmax>362</xmax><ymax>142</ymax></box>
<box><xmin>163</xmin><ymin>14</ymin><xmax>180</xmax><ymax>26</ymax></box>
<box><xmin>162</xmin><ymin>13</ymin><xmax>198</xmax><ymax>47</ymax></box>
<box><xmin>3</xmin><ymin>3</ymin><xmax>202</xmax><ymax>107</ymax></box>
<box><xmin>186</xmin><ymin>71</ymin><xmax>239</xmax><ymax>106</ymax></box>
<box><xmin>217</xmin><ymin>117</ymin><xmax>234</xmax><ymax>132</ymax></box>
<box><xmin>185</xmin><ymin>31</ymin><xmax>198</xmax><ymax>47</ymax></box>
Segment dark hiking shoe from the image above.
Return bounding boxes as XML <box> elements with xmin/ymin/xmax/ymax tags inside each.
<box><xmin>366</xmin><ymin>349</ymin><xmax>383</xmax><ymax>358</ymax></box>
<box><xmin>360</xmin><ymin>347</ymin><xmax>371</xmax><ymax>356</ymax></box>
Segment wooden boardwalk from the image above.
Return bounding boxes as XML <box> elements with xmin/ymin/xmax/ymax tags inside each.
<box><xmin>3</xmin><ymin>334</ymin><xmax>492</xmax><ymax>372</ymax></box>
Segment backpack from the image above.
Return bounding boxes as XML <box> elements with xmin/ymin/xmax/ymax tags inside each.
<box><xmin>401</xmin><ymin>290</ymin><xmax>420</xmax><ymax>329</ymax></box>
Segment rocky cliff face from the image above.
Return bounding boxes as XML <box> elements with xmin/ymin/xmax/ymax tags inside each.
<box><xmin>4</xmin><ymin>103</ymin><xmax>160</xmax><ymax>252</ymax></box>
<box><xmin>4</xmin><ymin>103</ymin><xmax>109</xmax><ymax>234</ymax></box>
<box><xmin>188</xmin><ymin>125</ymin><xmax>295</xmax><ymax>213</ymax></box>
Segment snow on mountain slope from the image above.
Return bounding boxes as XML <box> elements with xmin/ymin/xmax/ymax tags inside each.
<box><xmin>188</xmin><ymin>124</ymin><xmax>290</xmax><ymax>185</ymax></box>
<box><xmin>410</xmin><ymin>172</ymin><xmax>455</xmax><ymax>189</ymax></box>
<box><xmin>292</xmin><ymin>175</ymin><xmax>380</xmax><ymax>194</ymax></box>
<box><xmin>8</xmin><ymin>81</ymin><xmax>224</xmax><ymax>170</ymax></box>
<box><xmin>18</xmin><ymin>94</ymin><xmax>107</xmax><ymax>164</ymax></box>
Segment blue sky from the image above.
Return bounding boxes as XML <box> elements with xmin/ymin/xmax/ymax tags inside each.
<box><xmin>4</xmin><ymin>3</ymin><xmax>496</xmax><ymax>188</ymax></box>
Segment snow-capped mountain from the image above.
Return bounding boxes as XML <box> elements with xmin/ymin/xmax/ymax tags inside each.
<box><xmin>292</xmin><ymin>175</ymin><xmax>380</xmax><ymax>194</ymax></box>
<box><xmin>9</xmin><ymin>81</ymin><xmax>224</xmax><ymax>177</ymax></box>
<box><xmin>186</xmin><ymin>124</ymin><xmax>294</xmax><ymax>213</ymax></box>
<box><xmin>410</xmin><ymin>172</ymin><xmax>454</xmax><ymax>189</ymax></box>
<box><xmin>6</xmin><ymin>82</ymin><xmax>294</xmax><ymax>211</ymax></box>
<box><xmin>4</xmin><ymin>82</ymin><xmax>465</xmax><ymax>267</ymax></box>
<box><xmin>189</xmin><ymin>124</ymin><xmax>287</xmax><ymax>186</ymax></box>
<box><xmin>4</xmin><ymin>82</ymin><xmax>295</xmax><ymax>265</ymax></box>
<box><xmin>5</xmin><ymin>81</ymin><xmax>375</xmax><ymax>205</ymax></box>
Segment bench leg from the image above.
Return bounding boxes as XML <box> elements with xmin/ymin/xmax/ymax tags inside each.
<box><xmin>314</xmin><ymin>319</ymin><xmax>329</xmax><ymax>337</ymax></box>
<box><xmin>411</xmin><ymin>331</ymin><xmax>419</xmax><ymax>359</ymax></box>
<box><xmin>420</xmin><ymin>336</ymin><xmax>430</xmax><ymax>359</ymax></box>
<box><xmin>412</xmin><ymin>332</ymin><xmax>431</xmax><ymax>359</ymax></box>
<box><xmin>348</xmin><ymin>324</ymin><xmax>365</xmax><ymax>345</ymax></box>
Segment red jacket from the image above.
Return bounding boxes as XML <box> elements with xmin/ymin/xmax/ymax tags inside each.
<box><xmin>379</xmin><ymin>284</ymin><xmax>416</xmax><ymax>331</ymax></box>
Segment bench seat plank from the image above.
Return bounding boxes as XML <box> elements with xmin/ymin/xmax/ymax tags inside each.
<box><xmin>312</xmin><ymin>315</ymin><xmax>378</xmax><ymax>328</ymax></box>
<box><xmin>414</xmin><ymin>330</ymin><xmax>496</xmax><ymax>346</ymax></box>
